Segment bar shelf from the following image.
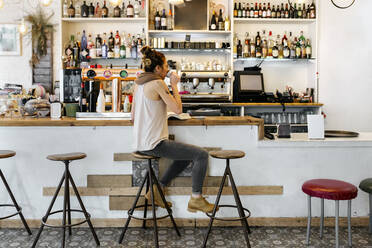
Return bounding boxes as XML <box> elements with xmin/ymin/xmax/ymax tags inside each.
<box><xmin>61</xmin><ymin>17</ymin><xmax>147</xmax><ymax>23</ymax></box>
<box><xmin>148</xmin><ymin>30</ymin><xmax>231</xmax><ymax>35</ymax></box>
<box><xmin>233</xmin><ymin>18</ymin><xmax>317</xmax><ymax>24</ymax></box>
<box><xmin>155</xmin><ymin>48</ymin><xmax>230</xmax><ymax>53</ymax></box>
<box><xmin>234</xmin><ymin>58</ymin><xmax>316</xmax><ymax>63</ymax></box>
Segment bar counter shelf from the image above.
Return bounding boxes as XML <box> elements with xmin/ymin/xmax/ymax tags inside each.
<box><xmin>234</xmin><ymin>58</ymin><xmax>316</xmax><ymax>63</ymax></box>
<box><xmin>233</xmin><ymin>18</ymin><xmax>317</xmax><ymax>24</ymax></box>
<box><xmin>61</xmin><ymin>17</ymin><xmax>146</xmax><ymax>23</ymax></box>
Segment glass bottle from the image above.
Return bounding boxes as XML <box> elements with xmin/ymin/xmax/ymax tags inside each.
<box><xmin>96</xmin><ymin>34</ymin><xmax>102</xmax><ymax>57</ymax></box>
<box><xmin>285</xmin><ymin>4</ymin><xmax>289</xmax><ymax>18</ymax></box>
<box><xmin>234</xmin><ymin>2</ymin><xmax>238</xmax><ymax>18</ymax></box>
<box><xmin>167</xmin><ymin>7</ymin><xmax>173</xmax><ymax>30</ymax></box>
<box><xmin>310</xmin><ymin>0</ymin><xmax>316</xmax><ymax>19</ymax></box>
<box><xmin>210</xmin><ymin>11</ymin><xmax>217</xmax><ymax>30</ymax></box>
<box><xmin>237</xmin><ymin>39</ymin><xmax>242</xmax><ymax>58</ymax></box>
<box><xmin>63</xmin><ymin>0</ymin><xmax>69</xmax><ymax>17</ymax></box>
<box><xmin>267</xmin><ymin>3</ymin><xmax>271</xmax><ymax>18</ymax></box>
<box><xmin>68</xmin><ymin>1</ymin><xmax>75</xmax><ymax>18</ymax></box>
<box><xmin>102</xmin><ymin>1</ymin><xmax>108</xmax><ymax>17</ymax></box>
<box><xmin>101</xmin><ymin>40</ymin><xmax>108</xmax><ymax>58</ymax></box>
<box><xmin>88</xmin><ymin>3</ymin><xmax>95</xmax><ymax>17</ymax></box>
<box><xmin>305</xmin><ymin>39</ymin><xmax>312</xmax><ymax>59</ymax></box>
<box><xmin>114</xmin><ymin>5</ymin><xmax>121</xmax><ymax>17</ymax></box>
<box><xmin>81</xmin><ymin>1</ymin><xmax>89</xmax><ymax>18</ymax></box>
<box><xmin>243</xmin><ymin>32</ymin><xmax>250</xmax><ymax>58</ymax></box>
<box><xmin>272</xmin><ymin>41</ymin><xmax>279</xmax><ymax>59</ymax></box>
<box><xmin>155</xmin><ymin>10</ymin><xmax>161</xmax><ymax>30</ymax></box>
<box><xmin>218</xmin><ymin>9</ymin><xmax>224</xmax><ymax>30</ymax></box>
<box><xmin>120</xmin><ymin>38</ymin><xmax>126</xmax><ymax>59</ymax></box>
<box><xmin>108</xmin><ymin>31</ymin><xmax>115</xmax><ymax>50</ymax></box>
<box><xmin>258</xmin><ymin>3</ymin><xmax>262</xmax><ymax>18</ymax></box>
<box><xmin>250</xmin><ymin>3</ymin><xmax>254</xmax><ymax>18</ymax></box>
<box><xmin>95</xmin><ymin>2</ymin><xmax>101</xmax><ymax>17</ymax></box>
<box><xmin>262</xmin><ymin>3</ymin><xmax>267</xmax><ymax>18</ymax></box>
<box><xmin>268</xmin><ymin>31</ymin><xmax>274</xmax><ymax>58</ymax></box>
<box><xmin>161</xmin><ymin>9</ymin><xmax>167</xmax><ymax>30</ymax></box>
<box><xmin>134</xmin><ymin>0</ymin><xmax>140</xmax><ymax>18</ymax></box>
<box><xmin>127</xmin><ymin>1</ymin><xmax>134</xmax><ymax>18</ymax></box>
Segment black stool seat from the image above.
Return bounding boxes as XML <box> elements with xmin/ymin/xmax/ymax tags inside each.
<box><xmin>0</xmin><ymin>150</ymin><xmax>16</xmax><ymax>159</ymax></box>
<box><xmin>209</xmin><ymin>150</ymin><xmax>245</xmax><ymax>159</ymax></box>
<box><xmin>47</xmin><ymin>152</ymin><xmax>86</xmax><ymax>161</ymax></box>
<box><xmin>359</xmin><ymin>178</ymin><xmax>372</xmax><ymax>193</ymax></box>
<box><xmin>132</xmin><ymin>152</ymin><xmax>159</xmax><ymax>160</ymax></box>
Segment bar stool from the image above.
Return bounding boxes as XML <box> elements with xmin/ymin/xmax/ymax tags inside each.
<box><xmin>0</xmin><ymin>150</ymin><xmax>31</xmax><ymax>235</ymax></box>
<box><xmin>359</xmin><ymin>178</ymin><xmax>372</xmax><ymax>233</ymax></box>
<box><xmin>302</xmin><ymin>179</ymin><xmax>358</xmax><ymax>248</ymax></box>
<box><xmin>118</xmin><ymin>152</ymin><xmax>181</xmax><ymax>248</ymax></box>
<box><xmin>32</xmin><ymin>152</ymin><xmax>100</xmax><ymax>248</ymax></box>
<box><xmin>203</xmin><ymin>150</ymin><xmax>251</xmax><ymax>248</ymax></box>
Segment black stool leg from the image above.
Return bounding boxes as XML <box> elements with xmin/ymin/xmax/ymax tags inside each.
<box><xmin>0</xmin><ymin>169</ymin><xmax>32</xmax><ymax>235</ymax></box>
<box><xmin>142</xmin><ymin>172</ymin><xmax>150</xmax><ymax>229</ymax></box>
<box><xmin>68</xmin><ymin>168</ymin><xmax>100</xmax><ymax>246</ymax></box>
<box><xmin>61</xmin><ymin>163</ymin><xmax>69</xmax><ymax>248</ymax></box>
<box><xmin>118</xmin><ymin>170</ymin><xmax>149</xmax><ymax>244</ymax></box>
<box><xmin>150</xmin><ymin>161</ymin><xmax>181</xmax><ymax>237</ymax></box>
<box><xmin>202</xmin><ymin>165</ymin><xmax>228</xmax><ymax>248</ymax></box>
<box><xmin>148</xmin><ymin>160</ymin><xmax>159</xmax><ymax>248</ymax></box>
<box><xmin>64</xmin><ymin>161</ymin><xmax>72</xmax><ymax>236</ymax></box>
<box><xmin>226</xmin><ymin>159</ymin><xmax>251</xmax><ymax>248</ymax></box>
<box><xmin>32</xmin><ymin>172</ymin><xmax>66</xmax><ymax>248</ymax></box>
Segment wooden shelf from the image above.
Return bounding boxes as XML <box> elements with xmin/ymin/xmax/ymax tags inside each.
<box><xmin>61</xmin><ymin>17</ymin><xmax>146</xmax><ymax>23</ymax></box>
<box><xmin>234</xmin><ymin>58</ymin><xmax>316</xmax><ymax>63</ymax></box>
<box><xmin>234</xmin><ymin>18</ymin><xmax>317</xmax><ymax>24</ymax></box>
<box><xmin>148</xmin><ymin>30</ymin><xmax>231</xmax><ymax>35</ymax></box>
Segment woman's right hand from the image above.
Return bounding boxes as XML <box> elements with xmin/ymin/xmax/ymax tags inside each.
<box><xmin>169</xmin><ymin>72</ymin><xmax>180</xmax><ymax>87</ymax></box>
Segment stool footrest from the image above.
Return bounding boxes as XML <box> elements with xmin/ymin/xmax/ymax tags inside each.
<box><xmin>0</xmin><ymin>204</ymin><xmax>22</xmax><ymax>220</ymax></box>
<box><xmin>127</xmin><ymin>205</ymin><xmax>172</xmax><ymax>221</ymax></box>
<box><xmin>205</xmin><ymin>205</ymin><xmax>251</xmax><ymax>222</ymax></box>
<box><xmin>41</xmin><ymin>209</ymin><xmax>91</xmax><ymax>228</ymax></box>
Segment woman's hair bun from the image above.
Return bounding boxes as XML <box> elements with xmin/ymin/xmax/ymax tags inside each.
<box><xmin>141</xmin><ymin>46</ymin><xmax>153</xmax><ymax>57</ymax></box>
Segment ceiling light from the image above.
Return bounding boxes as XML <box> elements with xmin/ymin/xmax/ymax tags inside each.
<box><xmin>40</xmin><ymin>0</ymin><xmax>52</xmax><ymax>7</ymax></box>
<box><xmin>169</xmin><ymin>0</ymin><xmax>184</xmax><ymax>5</ymax></box>
<box><xmin>109</xmin><ymin>0</ymin><xmax>122</xmax><ymax>6</ymax></box>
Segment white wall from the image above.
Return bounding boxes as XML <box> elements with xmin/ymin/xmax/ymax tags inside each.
<box><xmin>0</xmin><ymin>0</ymin><xmax>371</xmax><ymax>131</ymax></box>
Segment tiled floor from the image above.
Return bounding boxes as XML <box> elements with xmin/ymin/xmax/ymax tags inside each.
<box><xmin>0</xmin><ymin>226</ymin><xmax>371</xmax><ymax>247</ymax></box>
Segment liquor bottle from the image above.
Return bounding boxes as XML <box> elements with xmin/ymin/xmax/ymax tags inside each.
<box><xmin>126</xmin><ymin>34</ymin><xmax>132</xmax><ymax>58</ymax></box>
<box><xmin>95</xmin><ymin>2</ymin><xmax>101</xmax><ymax>17</ymax></box>
<box><xmin>302</xmin><ymin>4</ymin><xmax>307</xmax><ymax>19</ymax></box>
<box><xmin>258</xmin><ymin>3</ymin><xmax>262</xmax><ymax>18</ymax></box>
<box><xmin>301</xmin><ymin>41</ymin><xmax>306</xmax><ymax>59</ymax></box>
<box><xmin>102</xmin><ymin>1</ymin><xmax>108</xmax><ymax>17</ymax></box>
<box><xmin>262</xmin><ymin>40</ymin><xmax>268</xmax><ymax>58</ymax></box>
<box><xmin>210</xmin><ymin>11</ymin><xmax>217</xmax><ymax>30</ymax></box>
<box><xmin>283</xmin><ymin>38</ymin><xmax>290</xmax><ymax>58</ymax></box>
<box><xmin>68</xmin><ymin>1</ymin><xmax>75</xmax><ymax>18</ymax></box>
<box><xmin>114</xmin><ymin>31</ymin><xmax>121</xmax><ymax>58</ymax></box>
<box><xmin>96</xmin><ymin>83</ymin><xmax>105</xmax><ymax>113</ymax></box>
<box><xmin>155</xmin><ymin>11</ymin><xmax>161</xmax><ymax>30</ymax></box>
<box><xmin>262</xmin><ymin>3</ymin><xmax>267</xmax><ymax>18</ymax></box>
<box><xmin>87</xmin><ymin>34</ymin><xmax>94</xmax><ymax>49</ymax></box>
<box><xmin>120</xmin><ymin>38</ymin><xmax>126</xmax><ymax>58</ymax></box>
<box><xmin>310</xmin><ymin>0</ymin><xmax>316</xmax><ymax>19</ymax></box>
<box><xmin>282</xmin><ymin>31</ymin><xmax>288</xmax><ymax>47</ymax></box>
<box><xmin>63</xmin><ymin>0</ymin><xmax>68</xmax><ymax>17</ymax></box>
<box><xmin>271</xmin><ymin>5</ymin><xmax>276</xmax><ymax>18</ymax></box>
<box><xmin>250</xmin><ymin>36</ymin><xmax>256</xmax><ymax>57</ymax></box>
<box><xmin>224</xmin><ymin>16</ymin><xmax>230</xmax><ymax>31</ymax></box>
<box><xmin>233</xmin><ymin>34</ymin><xmax>238</xmax><ymax>59</ymax></box>
<box><xmin>237</xmin><ymin>39</ymin><xmax>242</xmax><ymax>58</ymax></box>
<box><xmin>95</xmin><ymin>34</ymin><xmax>102</xmax><ymax>57</ymax></box>
<box><xmin>299</xmin><ymin>31</ymin><xmax>306</xmax><ymax>46</ymax></box>
<box><xmin>65</xmin><ymin>36</ymin><xmax>74</xmax><ymax>59</ymax></box>
<box><xmin>295</xmin><ymin>38</ymin><xmax>301</xmax><ymax>58</ymax></box>
<box><xmin>250</xmin><ymin>3</ymin><xmax>254</xmax><ymax>18</ymax></box>
<box><xmin>131</xmin><ymin>36</ymin><xmax>137</xmax><ymax>58</ymax></box>
<box><xmin>280</xmin><ymin>3</ymin><xmax>285</xmax><ymax>18</ymax></box>
<box><xmin>108</xmin><ymin>32</ymin><xmax>114</xmax><ymax>50</ymax></box>
<box><xmin>134</xmin><ymin>0</ymin><xmax>140</xmax><ymax>18</ymax></box>
<box><xmin>127</xmin><ymin>1</ymin><xmax>134</xmax><ymax>17</ymax></box>
<box><xmin>114</xmin><ymin>5</ymin><xmax>121</xmax><ymax>17</ymax></box>
<box><xmin>255</xmin><ymin>31</ymin><xmax>261</xmax><ymax>48</ymax></box>
<box><xmin>73</xmin><ymin>40</ymin><xmax>80</xmax><ymax>67</ymax></box>
<box><xmin>267</xmin><ymin>3</ymin><xmax>271</xmax><ymax>18</ymax></box>
<box><xmin>289</xmin><ymin>3</ymin><xmax>294</xmax><ymax>18</ymax></box>
<box><xmin>121</xmin><ymin>1</ymin><xmax>126</xmax><ymax>17</ymax></box>
<box><xmin>234</xmin><ymin>2</ymin><xmax>238</xmax><ymax>18</ymax></box>
<box><xmin>107</xmin><ymin>45</ymin><xmax>114</xmax><ymax>58</ymax></box>
<box><xmin>255</xmin><ymin>32</ymin><xmax>262</xmax><ymax>58</ymax></box>
<box><xmin>101</xmin><ymin>40</ymin><xmax>108</xmax><ymax>58</ymax></box>
<box><xmin>305</xmin><ymin>39</ymin><xmax>312</xmax><ymax>59</ymax></box>
<box><xmin>272</xmin><ymin>41</ymin><xmax>279</xmax><ymax>59</ymax></box>
<box><xmin>161</xmin><ymin>9</ymin><xmax>167</xmax><ymax>30</ymax></box>
<box><xmin>306</xmin><ymin>5</ymin><xmax>311</xmax><ymax>19</ymax></box>
<box><xmin>294</xmin><ymin>3</ymin><xmax>298</xmax><ymax>18</ymax></box>
<box><xmin>88</xmin><ymin>3</ymin><xmax>95</xmax><ymax>17</ymax></box>
<box><xmin>81</xmin><ymin>1</ymin><xmax>89</xmax><ymax>17</ymax></box>
<box><xmin>285</xmin><ymin>4</ymin><xmax>289</xmax><ymax>18</ymax></box>
<box><xmin>218</xmin><ymin>9</ymin><xmax>224</xmax><ymax>30</ymax></box>
<box><xmin>242</xmin><ymin>3</ymin><xmax>246</xmax><ymax>18</ymax></box>
<box><xmin>79</xmin><ymin>83</ymin><xmax>87</xmax><ymax>112</ymax></box>
<box><xmin>254</xmin><ymin>3</ymin><xmax>258</xmax><ymax>18</ymax></box>
<box><xmin>297</xmin><ymin>4</ymin><xmax>302</xmax><ymax>18</ymax></box>
<box><xmin>290</xmin><ymin>38</ymin><xmax>296</xmax><ymax>59</ymax></box>
<box><xmin>243</xmin><ymin>32</ymin><xmax>250</xmax><ymax>58</ymax></box>
<box><xmin>167</xmin><ymin>8</ymin><xmax>173</xmax><ymax>30</ymax></box>
<box><xmin>268</xmin><ymin>31</ymin><xmax>273</xmax><ymax>58</ymax></box>
<box><xmin>238</xmin><ymin>3</ymin><xmax>242</xmax><ymax>18</ymax></box>
<box><xmin>277</xmin><ymin>35</ymin><xmax>283</xmax><ymax>59</ymax></box>
<box><xmin>137</xmin><ymin>34</ymin><xmax>143</xmax><ymax>57</ymax></box>
<box><xmin>81</xmin><ymin>30</ymin><xmax>88</xmax><ymax>60</ymax></box>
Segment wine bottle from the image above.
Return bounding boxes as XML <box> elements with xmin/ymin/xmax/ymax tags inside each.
<box><xmin>210</xmin><ymin>11</ymin><xmax>217</xmax><ymax>30</ymax></box>
<box><xmin>155</xmin><ymin>11</ymin><xmax>161</xmax><ymax>30</ymax></box>
<box><xmin>167</xmin><ymin>8</ymin><xmax>173</xmax><ymax>30</ymax></box>
<box><xmin>79</xmin><ymin>83</ymin><xmax>87</xmax><ymax>112</ymax></box>
<box><xmin>161</xmin><ymin>9</ymin><xmax>167</xmax><ymax>30</ymax></box>
<box><xmin>120</xmin><ymin>39</ymin><xmax>126</xmax><ymax>59</ymax></box>
<box><xmin>234</xmin><ymin>3</ymin><xmax>238</xmax><ymax>18</ymax></box>
<box><xmin>237</xmin><ymin>39</ymin><xmax>242</xmax><ymax>58</ymax></box>
<box><xmin>218</xmin><ymin>9</ymin><xmax>224</xmax><ymax>30</ymax></box>
<box><xmin>96</xmin><ymin>34</ymin><xmax>102</xmax><ymax>57</ymax></box>
<box><xmin>101</xmin><ymin>40</ymin><xmax>108</xmax><ymax>58</ymax></box>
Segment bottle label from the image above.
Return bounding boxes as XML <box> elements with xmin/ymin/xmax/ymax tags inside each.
<box><xmin>273</xmin><ymin>50</ymin><xmax>279</xmax><ymax>57</ymax></box>
<box><xmin>82</xmin><ymin>98</ymin><xmax>87</xmax><ymax>105</ymax></box>
<box><xmin>306</xmin><ymin>47</ymin><xmax>311</xmax><ymax>57</ymax></box>
<box><xmin>283</xmin><ymin>49</ymin><xmax>290</xmax><ymax>58</ymax></box>
<box><xmin>127</xmin><ymin>8</ymin><xmax>134</xmax><ymax>16</ymax></box>
<box><xmin>211</xmin><ymin>24</ymin><xmax>216</xmax><ymax>30</ymax></box>
<box><xmin>161</xmin><ymin>18</ymin><xmax>166</xmax><ymax>27</ymax></box>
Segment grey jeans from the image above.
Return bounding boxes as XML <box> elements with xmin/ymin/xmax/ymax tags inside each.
<box><xmin>140</xmin><ymin>140</ymin><xmax>209</xmax><ymax>194</ymax></box>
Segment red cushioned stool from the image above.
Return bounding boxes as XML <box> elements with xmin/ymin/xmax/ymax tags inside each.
<box><xmin>302</xmin><ymin>179</ymin><xmax>358</xmax><ymax>248</ymax></box>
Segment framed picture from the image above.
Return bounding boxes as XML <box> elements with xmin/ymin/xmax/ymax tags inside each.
<box><xmin>0</xmin><ymin>24</ymin><xmax>21</xmax><ymax>56</ymax></box>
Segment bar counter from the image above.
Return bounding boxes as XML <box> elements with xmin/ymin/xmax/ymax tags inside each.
<box><xmin>0</xmin><ymin>116</ymin><xmax>371</xmax><ymax>228</ymax></box>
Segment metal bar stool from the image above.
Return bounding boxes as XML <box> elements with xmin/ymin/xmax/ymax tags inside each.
<box><xmin>32</xmin><ymin>152</ymin><xmax>100</xmax><ymax>248</ymax></box>
<box><xmin>0</xmin><ymin>150</ymin><xmax>31</xmax><ymax>235</ymax></box>
<box><xmin>203</xmin><ymin>150</ymin><xmax>251</xmax><ymax>248</ymax></box>
<box><xmin>302</xmin><ymin>179</ymin><xmax>358</xmax><ymax>248</ymax></box>
<box><xmin>118</xmin><ymin>152</ymin><xmax>181</xmax><ymax>248</ymax></box>
<box><xmin>359</xmin><ymin>178</ymin><xmax>372</xmax><ymax>233</ymax></box>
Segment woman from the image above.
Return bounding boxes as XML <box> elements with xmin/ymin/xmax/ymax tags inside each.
<box><xmin>132</xmin><ymin>46</ymin><xmax>216</xmax><ymax>213</ymax></box>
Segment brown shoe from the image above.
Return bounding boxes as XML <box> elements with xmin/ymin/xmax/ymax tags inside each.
<box><xmin>144</xmin><ymin>186</ymin><xmax>172</xmax><ymax>209</ymax></box>
<box><xmin>187</xmin><ymin>196</ymin><xmax>218</xmax><ymax>213</ymax></box>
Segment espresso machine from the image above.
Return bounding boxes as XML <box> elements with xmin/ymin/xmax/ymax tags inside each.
<box><xmin>76</xmin><ymin>68</ymin><xmax>142</xmax><ymax>119</ymax></box>
<box><xmin>178</xmin><ymin>71</ymin><xmax>232</xmax><ymax>102</ymax></box>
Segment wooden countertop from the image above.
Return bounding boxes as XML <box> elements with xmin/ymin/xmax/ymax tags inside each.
<box><xmin>0</xmin><ymin>116</ymin><xmax>264</xmax><ymax>139</ymax></box>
